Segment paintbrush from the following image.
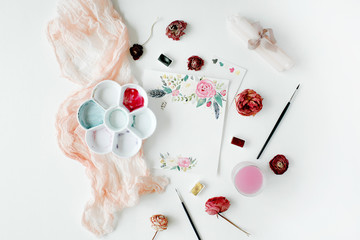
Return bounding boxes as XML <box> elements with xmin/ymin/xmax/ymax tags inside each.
<box><xmin>257</xmin><ymin>84</ymin><xmax>300</xmax><ymax>159</ymax></box>
<box><xmin>175</xmin><ymin>188</ymin><xmax>202</xmax><ymax>240</ymax></box>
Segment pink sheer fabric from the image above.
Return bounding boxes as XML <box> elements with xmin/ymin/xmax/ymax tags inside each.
<box><xmin>47</xmin><ymin>0</ymin><xmax>168</xmax><ymax>236</ymax></box>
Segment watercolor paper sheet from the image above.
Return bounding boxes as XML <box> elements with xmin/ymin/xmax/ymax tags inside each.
<box><xmin>207</xmin><ymin>57</ymin><xmax>247</xmax><ymax>110</ymax></box>
<box><xmin>143</xmin><ymin>70</ymin><xmax>229</xmax><ymax>176</ymax></box>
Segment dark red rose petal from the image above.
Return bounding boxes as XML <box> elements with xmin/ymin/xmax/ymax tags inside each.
<box><xmin>187</xmin><ymin>56</ymin><xmax>204</xmax><ymax>71</ymax></box>
<box><xmin>269</xmin><ymin>154</ymin><xmax>289</xmax><ymax>175</ymax></box>
<box><xmin>166</xmin><ymin>20</ymin><xmax>187</xmax><ymax>40</ymax></box>
<box><xmin>130</xmin><ymin>44</ymin><xmax>143</xmax><ymax>60</ymax></box>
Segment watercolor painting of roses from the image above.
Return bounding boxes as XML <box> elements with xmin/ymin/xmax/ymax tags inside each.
<box><xmin>148</xmin><ymin>74</ymin><xmax>227</xmax><ymax>119</ymax></box>
<box><xmin>160</xmin><ymin>153</ymin><xmax>197</xmax><ymax>172</ymax></box>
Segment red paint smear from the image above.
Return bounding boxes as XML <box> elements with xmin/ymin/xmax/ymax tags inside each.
<box><xmin>123</xmin><ymin>88</ymin><xmax>144</xmax><ymax>112</ymax></box>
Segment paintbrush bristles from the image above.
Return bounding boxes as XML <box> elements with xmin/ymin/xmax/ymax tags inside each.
<box><xmin>289</xmin><ymin>84</ymin><xmax>300</xmax><ymax>102</ymax></box>
<box><xmin>175</xmin><ymin>188</ymin><xmax>184</xmax><ymax>202</ymax></box>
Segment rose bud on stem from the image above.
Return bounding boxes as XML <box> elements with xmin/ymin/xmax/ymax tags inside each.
<box><xmin>150</xmin><ymin>214</ymin><xmax>168</xmax><ymax>240</ymax></box>
<box><xmin>130</xmin><ymin>17</ymin><xmax>159</xmax><ymax>60</ymax></box>
<box><xmin>205</xmin><ymin>197</ymin><xmax>250</xmax><ymax>237</ymax></box>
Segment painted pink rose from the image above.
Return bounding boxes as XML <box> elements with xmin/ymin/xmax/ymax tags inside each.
<box><xmin>220</xmin><ymin>90</ymin><xmax>227</xmax><ymax>96</ymax></box>
<box><xmin>196</xmin><ymin>79</ymin><xmax>216</xmax><ymax>98</ymax></box>
<box><xmin>172</xmin><ymin>90</ymin><xmax>180</xmax><ymax>96</ymax></box>
<box><xmin>178</xmin><ymin>157</ymin><xmax>190</xmax><ymax>168</ymax></box>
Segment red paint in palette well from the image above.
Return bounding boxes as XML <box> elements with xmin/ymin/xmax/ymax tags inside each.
<box><xmin>123</xmin><ymin>88</ymin><xmax>144</xmax><ymax>112</ymax></box>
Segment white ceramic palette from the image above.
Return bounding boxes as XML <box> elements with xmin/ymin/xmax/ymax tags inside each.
<box><xmin>77</xmin><ymin>80</ymin><xmax>156</xmax><ymax>158</ymax></box>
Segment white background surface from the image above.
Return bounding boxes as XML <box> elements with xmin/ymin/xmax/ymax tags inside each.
<box><xmin>1</xmin><ymin>0</ymin><xmax>360</xmax><ymax>239</ymax></box>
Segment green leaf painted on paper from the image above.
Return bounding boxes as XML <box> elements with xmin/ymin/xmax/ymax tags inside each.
<box><xmin>170</xmin><ymin>166</ymin><xmax>177</xmax><ymax>170</ymax></box>
<box><xmin>176</xmin><ymin>85</ymin><xmax>181</xmax><ymax>90</ymax></box>
<box><xmin>183</xmin><ymin>75</ymin><xmax>189</xmax><ymax>81</ymax></box>
<box><xmin>196</xmin><ymin>98</ymin><xmax>206</xmax><ymax>107</ymax></box>
<box><xmin>213</xmin><ymin>102</ymin><xmax>220</xmax><ymax>119</ymax></box>
<box><xmin>163</xmin><ymin>87</ymin><xmax>172</xmax><ymax>93</ymax></box>
<box><xmin>177</xmin><ymin>166</ymin><xmax>180</xmax><ymax>171</ymax></box>
<box><xmin>214</xmin><ymin>93</ymin><xmax>223</xmax><ymax>107</ymax></box>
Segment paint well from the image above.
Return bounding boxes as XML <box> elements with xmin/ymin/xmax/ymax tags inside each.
<box><xmin>107</xmin><ymin>108</ymin><xmax>128</xmax><ymax>131</ymax></box>
<box><xmin>86</xmin><ymin>126</ymin><xmax>113</xmax><ymax>154</ymax></box>
<box><xmin>122</xmin><ymin>88</ymin><xmax>145</xmax><ymax>112</ymax></box>
<box><xmin>129</xmin><ymin>109</ymin><xmax>156</xmax><ymax>139</ymax></box>
<box><xmin>78</xmin><ymin>100</ymin><xmax>105</xmax><ymax>129</ymax></box>
<box><xmin>92</xmin><ymin>81</ymin><xmax>121</xmax><ymax>109</ymax></box>
<box><xmin>112</xmin><ymin>130</ymin><xmax>141</xmax><ymax>158</ymax></box>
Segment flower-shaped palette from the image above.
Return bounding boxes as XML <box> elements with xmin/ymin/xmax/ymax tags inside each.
<box><xmin>77</xmin><ymin>80</ymin><xmax>156</xmax><ymax>158</ymax></box>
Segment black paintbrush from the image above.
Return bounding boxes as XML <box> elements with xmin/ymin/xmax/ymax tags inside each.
<box><xmin>257</xmin><ymin>84</ymin><xmax>300</xmax><ymax>159</ymax></box>
<box><xmin>175</xmin><ymin>188</ymin><xmax>202</xmax><ymax>240</ymax></box>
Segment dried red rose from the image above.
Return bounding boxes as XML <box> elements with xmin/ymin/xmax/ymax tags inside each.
<box><xmin>205</xmin><ymin>196</ymin><xmax>230</xmax><ymax>215</ymax></box>
<box><xmin>166</xmin><ymin>20</ymin><xmax>187</xmax><ymax>40</ymax></box>
<box><xmin>205</xmin><ymin>196</ymin><xmax>250</xmax><ymax>236</ymax></box>
<box><xmin>269</xmin><ymin>154</ymin><xmax>289</xmax><ymax>175</ymax></box>
<box><xmin>187</xmin><ymin>56</ymin><xmax>204</xmax><ymax>71</ymax></box>
<box><xmin>129</xmin><ymin>44</ymin><xmax>143</xmax><ymax>60</ymax></box>
<box><xmin>150</xmin><ymin>214</ymin><xmax>168</xmax><ymax>231</ymax></box>
<box><xmin>235</xmin><ymin>89</ymin><xmax>263</xmax><ymax>116</ymax></box>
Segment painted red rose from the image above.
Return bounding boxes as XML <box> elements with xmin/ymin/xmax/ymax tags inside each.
<box><xmin>187</xmin><ymin>55</ymin><xmax>204</xmax><ymax>71</ymax></box>
<box><xmin>269</xmin><ymin>155</ymin><xmax>289</xmax><ymax>175</ymax></box>
<box><xmin>150</xmin><ymin>214</ymin><xmax>168</xmax><ymax>231</ymax></box>
<box><xmin>235</xmin><ymin>89</ymin><xmax>263</xmax><ymax>116</ymax></box>
<box><xmin>166</xmin><ymin>20</ymin><xmax>187</xmax><ymax>40</ymax></box>
<box><xmin>205</xmin><ymin>196</ymin><xmax>230</xmax><ymax>215</ymax></box>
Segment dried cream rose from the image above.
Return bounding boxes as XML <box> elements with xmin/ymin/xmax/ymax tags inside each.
<box><xmin>150</xmin><ymin>214</ymin><xmax>168</xmax><ymax>231</ymax></box>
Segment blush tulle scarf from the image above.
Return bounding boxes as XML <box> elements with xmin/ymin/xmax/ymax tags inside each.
<box><xmin>47</xmin><ymin>0</ymin><xmax>168</xmax><ymax>236</ymax></box>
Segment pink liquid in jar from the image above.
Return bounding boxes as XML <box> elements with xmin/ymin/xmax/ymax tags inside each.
<box><xmin>234</xmin><ymin>165</ymin><xmax>263</xmax><ymax>196</ymax></box>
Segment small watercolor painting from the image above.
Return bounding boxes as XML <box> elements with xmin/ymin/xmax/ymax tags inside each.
<box><xmin>148</xmin><ymin>74</ymin><xmax>227</xmax><ymax>119</ymax></box>
<box><xmin>160</xmin><ymin>152</ymin><xmax>197</xmax><ymax>172</ymax></box>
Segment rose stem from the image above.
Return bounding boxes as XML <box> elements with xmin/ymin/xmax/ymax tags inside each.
<box><xmin>218</xmin><ymin>213</ymin><xmax>251</xmax><ymax>237</ymax></box>
<box><xmin>142</xmin><ymin>17</ymin><xmax>159</xmax><ymax>46</ymax></box>
<box><xmin>151</xmin><ymin>231</ymin><xmax>158</xmax><ymax>240</ymax></box>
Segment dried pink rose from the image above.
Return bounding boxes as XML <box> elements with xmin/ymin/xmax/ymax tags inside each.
<box><xmin>150</xmin><ymin>214</ymin><xmax>168</xmax><ymax>231</ymax></box>
<box><xmin>166</xmin><ymin>20</ymin><xmax>187</xmax><ymax>40</ymax></box>
<box><xmin>269</xmin><ymin>155</ymin><xmax>289</xmax><ymax>175</ymax></box>
<box><xmin>187</xmin><ymin>55</ymin><xmax>204</xmax><ymax>71</ymax></box>
<box><xmin>196</xmin><ymin>79</ymin><xmax>216</xmax><ymax>98</ymax></box>
<box><xmin>235</xmin><ymin>89</ymin><xmax>263</xmax><ymax>116</ymax></box>
<box><xmin>205</xmin><ymin>196</ymin><xmax>230</xmax><ymax>215</ymax></box>
<box><xmin>205</xmin><ymin>196</ymin><xmax>250</xmax><ymax>236</ymax></box>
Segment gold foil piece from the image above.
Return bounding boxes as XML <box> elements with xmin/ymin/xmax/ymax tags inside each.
<box><xmin>190</xmin><ymin>182</ymin><xmax>204</xmax><ymax>196</ymax></box>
